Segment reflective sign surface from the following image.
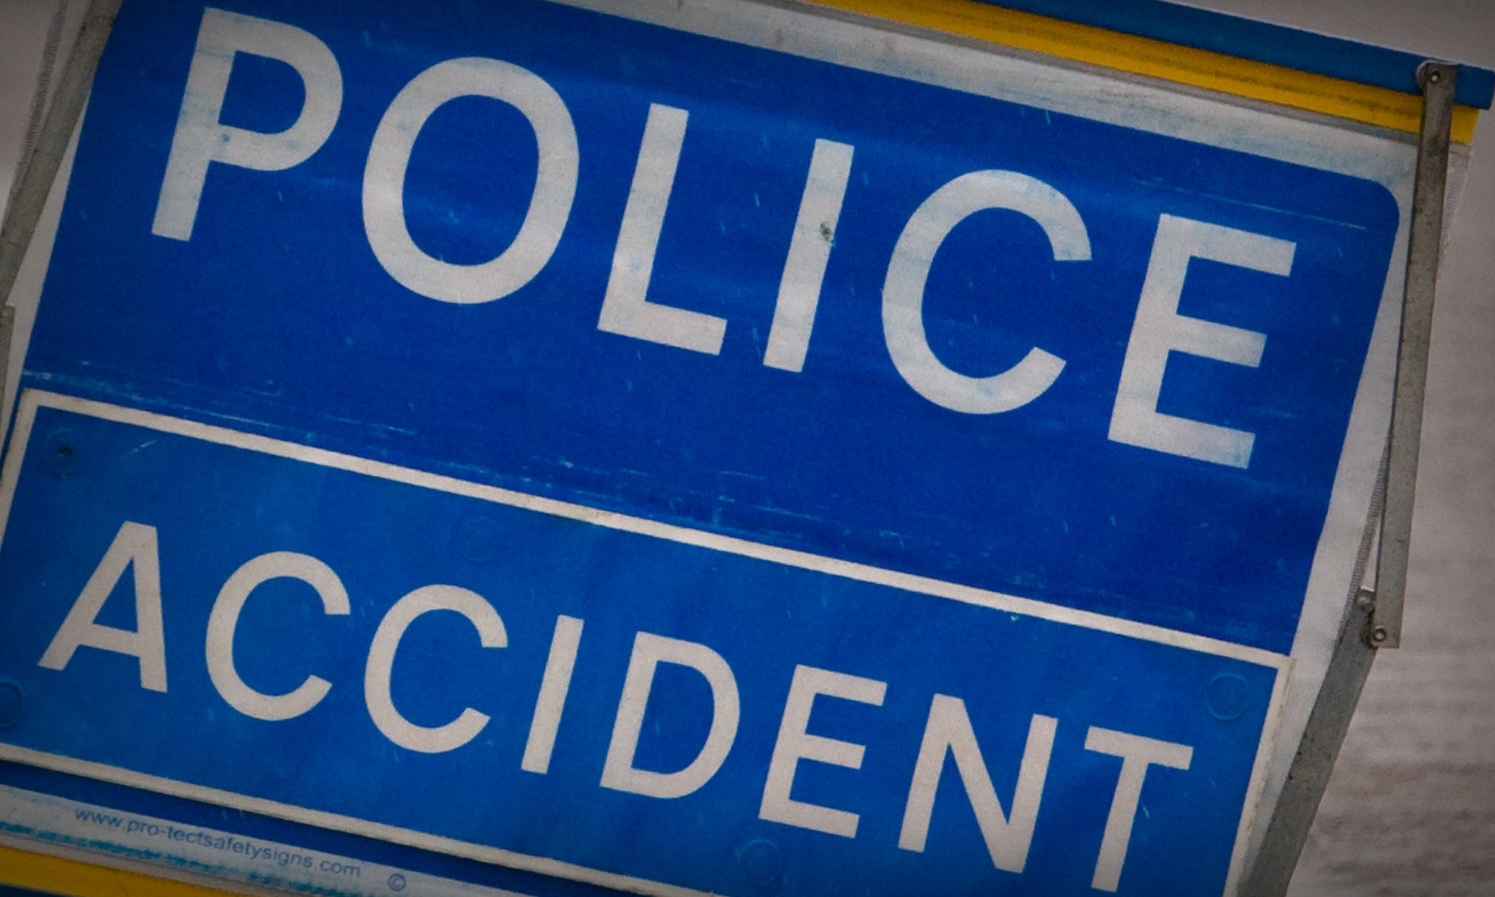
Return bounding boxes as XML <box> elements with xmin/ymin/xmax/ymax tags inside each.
<box><xmin>0</xmin><ymin>1</ymin><xmax>1411</xmax><ymax>894</ymax></box>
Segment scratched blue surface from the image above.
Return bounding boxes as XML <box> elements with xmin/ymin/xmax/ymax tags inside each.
<box><xmin>21</xmin><ymin>0</ymin><xmax>1399</xmax><ymax>654</ymax></box>
<box><xmin>3</xmin><ymin>0</ymin><xmax>1403</xmax><ymax>893</ymax></box>
<box><xmin>0</xmin><ymin>404</ymin><xmax>1277</xmax><ymax>896</ymax></box>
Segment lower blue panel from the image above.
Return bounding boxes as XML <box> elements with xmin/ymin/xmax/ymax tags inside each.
<box><xmin>0</xmin><ymin>392</ymin><xmax>1280</xmax><ymax>896</ymax></box>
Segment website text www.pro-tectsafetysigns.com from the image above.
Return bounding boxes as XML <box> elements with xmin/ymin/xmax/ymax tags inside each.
<box><xmin>0</xmin><ymin>783</ymin><xmax>529</xmax><ymax>897</ymax></box>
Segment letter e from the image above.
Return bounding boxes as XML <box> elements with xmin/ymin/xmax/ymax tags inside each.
<box><xmin>1109</xmin><ymin>214</ymin><xmax>1294</xmax><ymax>468</ymax></box>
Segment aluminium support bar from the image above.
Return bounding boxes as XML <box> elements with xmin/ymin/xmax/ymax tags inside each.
<box><xmin>0</xmin><ymin>0</ymin><xmax>123</xmax><ymax>309</ymax></box>
<box><xmin>0</xmin><ymin>305</ymin><xmax>12</xmax><ymax>429</ymax></box>
<box><xmin>1241</xmin><ymin>588</ymin><xmax>1379</xmax><ymax>897</ymax></box>
<box><xmin>0</xmin><ymin>0</ymin><xmax>123</xmax><ymax>455</ymax></box>
<box><xmin>1370</xmin><ymin>60</ymin><xmax>1459</xmax><ymax>648</ymax></box>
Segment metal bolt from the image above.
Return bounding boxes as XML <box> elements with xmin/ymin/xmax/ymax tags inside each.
<box><xmin>1371</xmin><ymin>626</ymin><xmax>1389</xmax><ymax>645</ymax></box>
<box><xmin>1428</xmin><ymin>70</ymin><xmax>1442</xmax><ymax>84</ymax></box>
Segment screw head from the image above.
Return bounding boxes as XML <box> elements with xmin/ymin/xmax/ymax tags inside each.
<box><xmin>43</xmin><ymin>428</ymin><xmax>84</xmax><ymax>476</ymax></box>
<box><xmin>0</xmin><ymin>681</ymin><xmax>22</xmax><ymax>729</ymax></box>
<box><xmin>1371</xmin><ymin>626</ymin><xmax>1389</xmax><ymax>644</ymax></box>
<box><xmin>737</xmin><ymin>838</ymin><xmax>784</xmax><ymax>888</ymax></box>
<box><xmin>1429</xmin><ymin>70</ymin><xmax>1442</xmax><ymax>83</ymax></box>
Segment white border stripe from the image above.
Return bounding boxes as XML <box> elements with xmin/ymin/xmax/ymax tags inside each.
<box><xmin>0</xmin><ymin>745</ymin><xmax>709</xmax><ymax>897</ymax></box>
<box><xmin>8</xmin><ymin>388</ymin><xmax>1287</xmax><ymax>669</ymax></box>
<box><xmin>0</xmin><ymin>784</ymin><xmax>536</xmax><ymax>897</ymax></box>
<box><xmin>1224</xmin><ymin>651</ymin><xmax>1293</xmax><ymax>896</ymax></box>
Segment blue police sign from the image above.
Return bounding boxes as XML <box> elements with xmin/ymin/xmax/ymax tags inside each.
<box><xmin>0</xmin><ymin>1</ymin><xmax>1421</xmax><ymax>895</ymax></box>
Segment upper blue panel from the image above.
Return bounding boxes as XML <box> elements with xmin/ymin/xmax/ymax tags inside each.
<box><xmin>19</xmin><ymin>0</ymin><xmax>1403</xmax><ymax>654</ymax></box>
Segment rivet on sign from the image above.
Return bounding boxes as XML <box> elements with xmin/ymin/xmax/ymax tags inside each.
<box><xmin>1371</xmin><ymin>626</ymin><xmax>1389</xmax><ymax>644</ymax></box>
<box><xmin>43</xmin><ymin>428</ymin><xmax>85</xmax><ymax>476</ymax></box>
<box><xmin>1429</xmin><ymin>71</ymin><xmax>1442</xmax><ymax>83</ymax></box>
<box><xmin>1205</xmin><ymin>673</ymin><xmax>1251</xmax><ymax>721</ymax></box>
<box><xmin>0</xmin><ymin>681</ymin><xmax>23</xmax><ymax>729</ymax></box>
<box><xmin>737</xmin><ymin>838</ymin><xmax>785</xmax><ymax>888</ymax></box>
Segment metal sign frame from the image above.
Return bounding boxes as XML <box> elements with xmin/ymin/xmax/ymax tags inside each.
<box><xmin>1242</xmin><ymin>57</ymin><xmax>1462</xmax><ymax>897</ymax></box>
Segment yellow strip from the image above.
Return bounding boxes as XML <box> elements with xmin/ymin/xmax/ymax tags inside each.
<box><xmin>0</xmin><ymin>844</ymin><xmax>238</xmax><ymax>897</ymax></box>
<box><xmin>808</xmin><ymin>0</ymin><xmax>1479</xmax><ymax>143</ymax></box>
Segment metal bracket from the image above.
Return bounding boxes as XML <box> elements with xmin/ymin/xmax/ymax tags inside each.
<box><xmin>1369</xmin><ymin>60</ymin><xmax>1459</xmax><ymax>649</ymax></box>
<box><xmin>0</xmin><ymin>0</ymin><xmax>121</xmax><ymax>459</ymax></box>
<box><xmin>1242</xmin><ymin>61</ymin><xmax>1461</xmax><ymax>895</ymax></box>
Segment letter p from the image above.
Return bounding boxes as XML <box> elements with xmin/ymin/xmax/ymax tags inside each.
<box><xmin>152</xmin><ymin>8</ymin><xmax>342</xmax><ymax>241</ymax></box>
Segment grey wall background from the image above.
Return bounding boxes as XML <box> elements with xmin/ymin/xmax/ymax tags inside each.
<box><xmin>1</xmin><ymin>1</ymin><xmax>1491</xmax><ymax>894</ymax></box>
